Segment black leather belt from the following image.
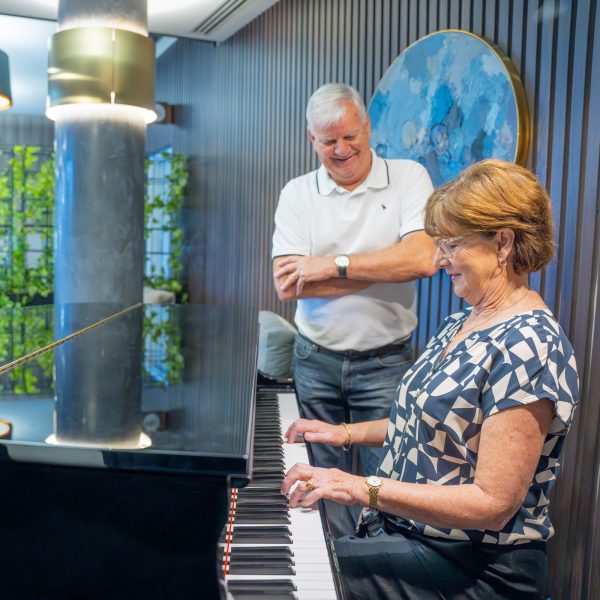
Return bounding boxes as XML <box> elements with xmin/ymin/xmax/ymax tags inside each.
<box><xmin>297</xmin><ymin>333</ymin><xmax>410</xmax><ymax>359</ymax></box>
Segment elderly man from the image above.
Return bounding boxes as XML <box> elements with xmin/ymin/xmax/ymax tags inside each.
<box><xmin>272</xmin><ymin>83</ymin><xmax>436</xmax><ymax>475</ymax></box>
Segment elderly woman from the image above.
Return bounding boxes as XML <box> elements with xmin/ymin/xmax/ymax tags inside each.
<box><xmin>282</xmin><ymin>159</ymin><xmax>578</xmax><ymax>599</ymax></box>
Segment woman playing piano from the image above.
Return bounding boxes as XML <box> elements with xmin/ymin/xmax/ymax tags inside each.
<box><xmin>282</xmin><ymin>159</ymin><xmax>579</xmax><ymax>600</ymax></box>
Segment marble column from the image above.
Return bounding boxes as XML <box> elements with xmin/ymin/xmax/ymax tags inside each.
<box><xmin>53</xmin><ymin>0</ymin><xmax>149</xmax><ymax>305</ymax></box>
<box><xmin>52</xmin><ymin>0</ymin><xmax>150</xmax><ymax>448</ymax></box>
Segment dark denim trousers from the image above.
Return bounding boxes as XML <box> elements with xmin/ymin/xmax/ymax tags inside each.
<box><xmin>325</xmin><ymin>503</ymin><xmax>547</xmax><ymax>600</ymax></box>
<box><xmin>293</xmin><ymin>332</ymin><xmax>412</xmax><ymax>475</ymax></box>
<box><xmin>334</xmin><ymin>526</ymin><xmax>547</xmax><ymax>600</ymax></box>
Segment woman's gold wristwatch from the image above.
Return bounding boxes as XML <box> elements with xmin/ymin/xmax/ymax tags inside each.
<box><xmin>365</xmin><ymin>476</ymin><xmax>382</xmax><ymax>509</ymax></box>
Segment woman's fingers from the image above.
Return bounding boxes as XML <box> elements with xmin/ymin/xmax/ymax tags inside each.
<box><xmin>281</xmin><ymin>462</ymin><xmax>312</xmax><ymax>495</ymax></box>
<box><xmin>282</xmin><ymin>465</ymin><xmax>360</xmax><ymax>508</ymax></box>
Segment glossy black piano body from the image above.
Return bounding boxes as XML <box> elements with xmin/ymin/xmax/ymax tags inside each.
<box><xmin>0</xmin><ymin>303</ymin><xmax>257</xmax><ymax>599</ymax></box>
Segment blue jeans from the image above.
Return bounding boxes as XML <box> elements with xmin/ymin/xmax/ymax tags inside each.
<box><xmin>293</xmin><ymin>333</ymin><xmax>413</xmax><ymax>476</ymax></box>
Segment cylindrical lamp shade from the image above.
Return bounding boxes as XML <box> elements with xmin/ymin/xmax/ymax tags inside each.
<box><xmin>46</xmin><ymin>27</ymin><xmax>156</xmax><ymax>123</ymax></box>
<box><xmin>0</xmin><ymin>50</ymin><xmax>12</xmax><ymax>110</ymax></box>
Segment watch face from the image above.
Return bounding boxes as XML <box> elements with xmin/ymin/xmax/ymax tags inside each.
<box><xmin>335</xmin><ymin>255</ymin><xmax>350</xmax><ymax>267</ymax></box>
<box><xmin>367</xmin><ymin>476</ymin><xmax>381</xmax><ymax>486</ymax></box>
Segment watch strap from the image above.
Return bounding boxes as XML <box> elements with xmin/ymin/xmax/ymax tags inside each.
<box><xmin>365</xmin><ymin>477</ymin><xmax>381</xmax><ymax>509</ymax></box>
<box><xmin>368</xmin><ymin>486</ymin><xmax>379</xmax><ymax>509</ymax></box>
<box><xmin>335</xmin><ymin>254</ymin><xmax>349</xmax><ymax>279</ymax></box>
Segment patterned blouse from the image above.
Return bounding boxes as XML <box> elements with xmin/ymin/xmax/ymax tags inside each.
<box><xmin>377</xmin><ymin>308</ymin><xmax>579</xmax><ymax>544</ymax></box>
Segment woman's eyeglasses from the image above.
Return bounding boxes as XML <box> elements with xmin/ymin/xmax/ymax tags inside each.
<box><xmin>434</xmin><ymin>234</ymin><xmax>472</xmax><ymax>258</ymax></box>
<box><xmin>434</xmin><ymin>232</ymin><xmax>496</xmax><ymax>258</ymax></box>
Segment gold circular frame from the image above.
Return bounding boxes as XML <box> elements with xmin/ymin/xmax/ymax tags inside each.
<box><xmin>370</xmin><ymin>29</ymin><xmax>530</xmax><ymax>167</ymax></box>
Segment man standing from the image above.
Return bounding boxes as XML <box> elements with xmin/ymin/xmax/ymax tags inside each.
<box><xmin>272</xmin><ymin>83</ymin><xmax>436</xmax><ymax>475</ymax></box>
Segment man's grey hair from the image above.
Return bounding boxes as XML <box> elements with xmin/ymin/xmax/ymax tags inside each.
<box><xmin>306</xmin><ymin>83</ymin><xmax>368</xmax><ymax>133</ymax></box>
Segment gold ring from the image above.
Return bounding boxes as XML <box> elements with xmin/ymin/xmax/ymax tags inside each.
<box><xmin>305</xmin><ymin>479</ymin><xmax>315</xmax><ymax>492</ymax></box>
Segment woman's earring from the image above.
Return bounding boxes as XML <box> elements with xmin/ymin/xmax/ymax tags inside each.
<box><xmin>498</xmin><ymin>256</ymin><xmax>507</xmax><ymax>268</ymax></box>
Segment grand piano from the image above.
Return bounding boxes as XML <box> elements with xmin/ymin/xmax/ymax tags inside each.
<box><xmin>0</xmin><ymin>303</ymin><xmax>344</xmax><ymax>599</ymax></box>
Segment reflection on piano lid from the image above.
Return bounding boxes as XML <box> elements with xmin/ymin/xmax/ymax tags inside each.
<box><xmin>0</xmin><ymin>303</ymin><xmax>257</xmax><ymax>479</ymax></box>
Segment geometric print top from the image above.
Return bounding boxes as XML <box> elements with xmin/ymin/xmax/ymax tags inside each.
<box><xmin>377</xmin><ymin>308</ymin><xmax>579</xmax><ymax>544</ymax></box>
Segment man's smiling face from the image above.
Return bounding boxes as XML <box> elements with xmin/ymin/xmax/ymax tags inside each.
<box><xmin>308</xmin><ymin>101</ymin><xmax>372</xmax><ymax>191</ymax></box>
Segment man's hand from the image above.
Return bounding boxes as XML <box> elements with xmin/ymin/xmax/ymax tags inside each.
<box><xmin>272</xmin><ymin>231</ymin><xmax>437</xmax><ymax>302</ymax></box>
<box><xmin>272</xmin><ymin>257</ymin><xmax>370</xmax><ymax>301</ymax></box>
<box><xmin>274</xmin><ymin>255</ymin><xmax>338</xmax><ymax>295</ymax></box>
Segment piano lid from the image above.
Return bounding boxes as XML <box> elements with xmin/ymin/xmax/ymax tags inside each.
<box><xmin>0</xmin><ymin>303</ymin><xmax>258</xmax><ymax>478</ymax></box>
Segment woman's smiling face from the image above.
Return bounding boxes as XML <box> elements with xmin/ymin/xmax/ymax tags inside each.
<box><xmin>434</xmin><ymin>227</ymin><xmax>500</xmax><ymax>306</ymax></box>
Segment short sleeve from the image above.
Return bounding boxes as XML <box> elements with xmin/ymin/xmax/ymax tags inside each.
<box><xmin>272</xmin><ymin>179</ymin><xmax>311</xmax><ymax>259</ymax></box>
<box><xmin>480</xmin><ymin>321</ymin><xmax>579</xmax><ymax>435</ymax></box>
<box><xmin>397</xmin><ymin>162</ymin><xmax>434</xmax><ymax>238</ymax></box>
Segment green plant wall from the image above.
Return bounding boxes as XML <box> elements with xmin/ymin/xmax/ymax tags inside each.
<box><xmin>144</xmin><ymin>150</ymin><xmax>189</xmax><ymax>300</ymax></box>
<box><xmin>0</xmin><ymin>145</ymin><xmax>189</xmax><ymax>307</ymax></box>
<box><xmin>0</xmin><ymin>146</ymin><xmax>189</xmax><ymax>394</ymax></box>
<box><xmin>0</xmin><ymin>146</ymin><xmax>54</xmax><ymax>308</ymax></box>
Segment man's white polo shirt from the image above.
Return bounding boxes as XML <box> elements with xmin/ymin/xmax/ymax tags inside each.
<box><xmin>272</xmin><ymin>151</ymin><xmax>433</xmax><ymax>352</ymax></box>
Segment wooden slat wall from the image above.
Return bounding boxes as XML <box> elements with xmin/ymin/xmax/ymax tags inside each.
<box><xmin>0</xmin><ymin>114</ymin><xmax>54</xmax><ymax>148</ymax></box>
<box><xmin>147</xmin><ymin>1</ymin><xmax>600</xmax><ymax>597</ymax></box>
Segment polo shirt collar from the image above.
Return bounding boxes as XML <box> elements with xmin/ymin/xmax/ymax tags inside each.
<box><xmin>316</xmin><ymin>150</ymin><xmax>389</xmax><ymax>196</ymax></box>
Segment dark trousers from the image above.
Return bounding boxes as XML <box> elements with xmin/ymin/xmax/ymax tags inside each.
<box><xmin>293</xmin><ymin>333</ymin><xmax>413</xmax><ymax>475</ymax></box>
<box><xmin>326</xmin><ymin>503</ymin><xmax>547</xmax><ymax>600</ymax></box>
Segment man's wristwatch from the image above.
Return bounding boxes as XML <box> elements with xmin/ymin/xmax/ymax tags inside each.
<box><xmin>334</xmin><ymin>254</ymin><xmax>350</xmax><ymax>278</ymax></box>
<box><xmin>365</xmin><ymin>476</ymin><xmax>382</xmax><ymax>509</ymax></box>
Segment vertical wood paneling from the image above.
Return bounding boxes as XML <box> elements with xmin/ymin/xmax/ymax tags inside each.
<box><xmin>0</xmin><ymin>114</ymin><xmax>54</xmax><ymax>148</ymax></box>
<box><xmin>146</xmin><ymin>1</ymin><xmax>600</xmax><ymax>596</ymax></box>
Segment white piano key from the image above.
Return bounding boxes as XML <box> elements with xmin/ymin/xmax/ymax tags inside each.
<box><xmin>278</xmin><ymin>392</ymin><xmax>338</xmax><ymax>600</ymax></box>
<box><xmin>225</xmin><ymin>391</ymin><xmax>338</xmax><ymax>600</ymax></box>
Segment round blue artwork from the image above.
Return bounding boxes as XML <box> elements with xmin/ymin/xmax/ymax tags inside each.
<box><xmin>369</xmin><ymin>30</ymin><xmax>528</xmax><ymax>186</ymax></box>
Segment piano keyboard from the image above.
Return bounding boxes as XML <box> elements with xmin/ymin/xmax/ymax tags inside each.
<box><xmin>222</xmin><ymin>390</ymin><xmax>339</xmax><ymax>600</ymax></box>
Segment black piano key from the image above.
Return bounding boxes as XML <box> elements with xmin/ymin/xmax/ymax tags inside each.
<box><xmin>240</xmin><ymin>488</ymin><xmax>284</xmax><ymax>497</ymax></box>
<box><xmin>253</xmin><ymin>446</ymin><xmax>284</xmax><ymax>454</ymax></box>
<box><xmin>227</xmin><ymin>579</ymin><xmax>297</xmax><ymax>594</ymax></box>
<box><xmin>252</xmin><ymin>452</ymin><xmax>284</xmax><ymax>460</ymax></box>
<box><xmin>228</xmin><ymin>546</ymin><xmax>293</xmax><ymax>559</ymax></box>
<box><xmin>227</xmin><ymin>555</ymin><xmax>294</xmax><ymax>566</ymax></box>
<box><xmin>230</xmin><ymin>594</ymin><xmax>296</xmax><ymax>600</ymax></box>
<box><xmin>252</xmin><ymin>453</ymin><xmax>284</xmax><ymax>461</ymax></box>
<box><xmin>253</xmin><ymin>460</ymin><xmax>285</xmax><ymax>469</ymax></box>
<box><xmin>243</xmin><ymin>482</ymin><xmax>282</xmax><ymax>491</ymax></box>
<box><xmin>252</xmin><ymin>468</ymin><xmax>284</xmax><ymax>477</ymax></box>
<box><xmin>233</xmin><ymin>514</ymin><xmax>290</xmax><ymax>525</ymax></box>
<box><xmin>227</xmin><ymin>563</ymin><xmax>295</xmax><ymax>576</ymax></box>
<box><xmin>230</xmin><ymin>526</ymin><xmax>292</xmax><ymax>544</ymax></box>
<box><xmin>251</xmin><ymin>475</ymin><xmax>284</xmax><ymax>483</ymax></box>
<box><xmin>234</xmin><ymin>502</ymin><xmax>288</xmax><ymax>512</ymax></box>
<box><xmin>235</xmin><ymin>492</ymin><xmax>287</xmax><ymax>501</ymax></box>
<box><xmin>234</xmin><ymin>502</ymin><xmax>288</xmax><ymax>511</ymax></box>
<box><xmin>236</xmin><ymin>499</ymin><xmax>288</xmax><ymax>509</ymax></box>
<box><xmin>227</xmin><ymin>556</ymin><xmax>296</xmax><ymax>575</ymax></box>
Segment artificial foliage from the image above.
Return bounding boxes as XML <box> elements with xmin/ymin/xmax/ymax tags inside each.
<box><xmin>0</xmin><ymin>146</ymin><xmax>189</xmax><ymax>393</ymax></box>
<box><xmin>144</xmin><ymin>151</ymin><xmax>189</xmax><ymax>301</ymax></box>
<box><xmin>0</xmin><ymin>146</ymin><xmax>54</xmax><ymax>307</ymax></box>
